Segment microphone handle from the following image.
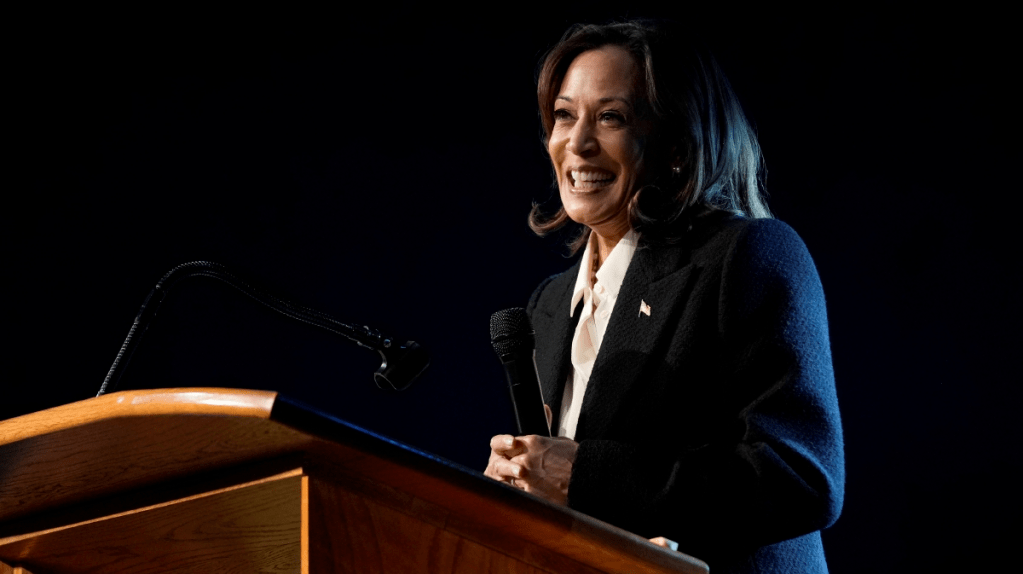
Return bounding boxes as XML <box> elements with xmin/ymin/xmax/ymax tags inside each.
<box><xmin>500</xmin><ymin>353</ymin><xmax>551</xmax><ymax>437</ymax></box>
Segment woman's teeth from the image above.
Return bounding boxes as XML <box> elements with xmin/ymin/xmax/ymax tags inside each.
<box><xmin>571</xmin><ymin>170</ymin><xmax>614</xmax><ymax>189</ymax></box>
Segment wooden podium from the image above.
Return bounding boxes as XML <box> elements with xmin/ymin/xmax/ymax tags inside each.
<box><xmin>0</xmin><ymin>389</ymin><xmax>709</xmax><ymax>573</ymax></box>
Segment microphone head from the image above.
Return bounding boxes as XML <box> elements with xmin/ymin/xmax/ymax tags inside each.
<box><xmin>373</xmin><ymin>341</ymin><xmax>430</xmax><ymax>391</ymax></box>
<box><xmin>490</xmin><ymin>308</ymin><xmax>535</xmax><ymax>357</ymax></box>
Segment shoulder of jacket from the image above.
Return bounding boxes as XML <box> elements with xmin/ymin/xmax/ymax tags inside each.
<box><xmin>706</xmin><ymin>213</ymin><xmax>798</xmax><ymax>242</ymax></box>
<box><xmin>527</xmin><ymin>261</ymin><xmax>580</xmax><ymax>317</ymax></box>
<box><xmin>717</xmin><ymin>217</ymin><xmax>828</xmax><ymax>309</ymax></box>
<box><xmin>729</xmin><ymin>217</ymin><xmax>813</xmax><ymax>264</ymax></box>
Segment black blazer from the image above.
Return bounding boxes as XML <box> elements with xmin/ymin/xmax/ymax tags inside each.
<box><xmin>527</xmin><ymin>214</ymin><xmax>844</xmax><ymax>573</ymax></box>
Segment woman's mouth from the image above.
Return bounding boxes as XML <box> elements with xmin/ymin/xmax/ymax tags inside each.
<box><xmin>570</xmin><ymin>169</ymin><xmax>616</xmax><ymax>190</ymax></box>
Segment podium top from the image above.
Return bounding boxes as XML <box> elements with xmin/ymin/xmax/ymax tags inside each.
<box><xmin>0</xmin><ymin>389</ymin><xmax>286</xmax><ymax>522</ymax></box>
<box><xmin>0</xmin><ymin>388</ymin><xmax>708</xmax><ymax>574</ymax></box>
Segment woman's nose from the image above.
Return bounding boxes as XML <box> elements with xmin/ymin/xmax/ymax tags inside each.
<box><xmin>566</xmin><ymin>120</ymin><xmax>598</xmax><ymax>156</ymax></box>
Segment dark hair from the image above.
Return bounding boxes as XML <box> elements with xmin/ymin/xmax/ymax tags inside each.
<box><xmin>529</xmin><ymin>20</ymin><xmax>771</xmax><ymax>252</ymax></box>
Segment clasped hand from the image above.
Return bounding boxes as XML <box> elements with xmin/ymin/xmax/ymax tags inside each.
<box><xmin>484</xmin><ymin>425</ymin><xmax>579</xmax><ymax>506</ymax></box>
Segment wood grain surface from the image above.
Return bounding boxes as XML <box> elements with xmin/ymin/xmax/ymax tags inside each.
<box><xmin>307</xmin><ymin>475</ymin><xmax>554</xmax><ymax>574</ymax></box>
<box><xmin>0</xmin><ymin>560</ymin><xmax>34</xmax><ymax>574</ymax></box>
<box><xmin>0</xmin><ymin>389</ymin><xmax>709</xmax><ymax>574</ymax></box>
<box><xmin>0</xmin><ymin>388</ymin><xmax>276</xmax><ymax>444</ymax></box>
<box><xmin>0</xmin><ymin>388</ymin><xmax>304</xmax><ymax>523</ymax></box>
<box><xmin>0</xmin><ymin>470</ymin><xmax>302</xmax><ymax>573</ymax></box>
<box><xmin>302</xmin><ymin>453</ymin><xmax>705</xmax><ymax>574</ymax></box>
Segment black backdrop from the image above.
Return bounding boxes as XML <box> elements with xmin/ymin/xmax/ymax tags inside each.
<box><xmin>5</xmin><ymin>6</ymin><xmax>1019</xmax><ymax>571</ymax></box>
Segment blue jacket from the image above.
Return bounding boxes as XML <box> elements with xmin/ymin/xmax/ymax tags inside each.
<box><xmin>527</xmin><ymin>213</ymin><xmax>845</xmax><ymax>573</ymax></box>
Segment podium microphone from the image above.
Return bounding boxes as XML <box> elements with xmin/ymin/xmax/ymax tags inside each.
<box><xmin>490</xmin><ymin>308</ymin><xmax>551</xmax><ymax>437</ymax></box>
<box><xmin>97</xmin><ymin>261</ymin><xmax>429</xmax><ymax>396</ymax></box>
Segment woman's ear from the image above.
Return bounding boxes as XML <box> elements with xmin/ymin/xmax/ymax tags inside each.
<box><xmin>666</xmin><ymin>144</ymin><xmax>685</xmax><ymax>175</ymax></box>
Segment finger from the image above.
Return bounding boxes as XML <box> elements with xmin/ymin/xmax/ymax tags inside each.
<box><xmin>485</xmin><ymin>449</ymin><xmax>519</xmax><ymax>480</ymax></box>
<box><xmin>491</xmin><ymin>457</ymin><xmax>528</xmax><ymax>481</ymax></box>
<box><xmin>489</xmin><ymin>435</ymin><xmax>527</xmax><ymax>456</ymax></box>
<box><xmin>484</xmin><ymin>453</ymin><xmax>503</xmax><ymax>481</ymax></box>
<box><xmin>484</xmin><ymin>463</ymin><xmax>499</xmax><ymax>480</ymax></box>
<box><xmin>648</xmin><ymin>537</ymin><xmax>678</xmax><ymax>551</ymax></box>
<box><xmin>509</xmin><ymin>452</ymin><xmax>537</xmax><ymax>471</ymax></box>
<box><xmin>489</xmin><ymin>434</ymin><xmax>512</xmax><ymax>449</ymax></box>
<box><xmin>489</xmin><ymin>434</ymin><xmax>517</xmax><ymax>451</ymax></box>
<box><xmin>516</xmin><ymin>434</ymin><xmax>543</xmax><ymax>450</ymax></box>
<box><xmin>544</xmin><ymin>404</ymin><xmax>553</xmax><ymax>430</ymax></box>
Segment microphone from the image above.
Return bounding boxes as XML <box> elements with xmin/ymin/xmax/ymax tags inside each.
<box><xmin>490</xmin><ymin>308</ymin><xmax>551</xmax><ymax>437</ymax></box>
<box><xmin>97</xmin><ymin>261</ymin><xmax>429</xmax><ymax>396</ymax></box>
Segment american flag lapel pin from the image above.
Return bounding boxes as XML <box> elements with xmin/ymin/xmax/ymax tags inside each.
<box><xmin>639</xmin><ymin>300</ymin><xmax>652</xmax><ymax>317</ymax></box>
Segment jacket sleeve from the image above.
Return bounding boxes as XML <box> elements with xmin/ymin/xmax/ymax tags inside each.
<box><xmin>565</xmin><ymin>220</ymin><xmax>845</xmax><ymax>557</ymax></box>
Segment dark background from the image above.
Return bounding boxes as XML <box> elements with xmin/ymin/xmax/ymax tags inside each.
<box><xmin>4</xmin><ymin>6</ymin><xmax>1019</xmax><ymax>572</ymax></box>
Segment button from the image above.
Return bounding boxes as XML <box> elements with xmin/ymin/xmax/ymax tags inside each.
<box><xmin>594</xmin><ymin>284</ymin><xmax>605</xmax><ymax>294</ymax></box>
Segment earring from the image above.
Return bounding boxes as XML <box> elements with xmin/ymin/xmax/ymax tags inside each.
<box><xmin>672</xmin><ymin>165</ymin><xmax>681</xmax><ymax>174</ymax></box>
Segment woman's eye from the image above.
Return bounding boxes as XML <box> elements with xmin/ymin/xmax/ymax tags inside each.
<box><xmin>553</xmin><ymin>109</ymin><xmax>572</xmax><ymax>121</ymax></box>
<box><xmin>600</xmin><ymin>111</ymin><xmax>625</xmax><ymax>125</ymax></box>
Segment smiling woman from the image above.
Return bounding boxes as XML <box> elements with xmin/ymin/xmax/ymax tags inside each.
<box><xmin>548</xmin><ymin>45</ymin><xmax>648</xmax><ymax>262</ymax></box>
<box><xmin>484</xmin><ymin>20</ymin><xmax>845</xmax><ymax>574</ymax></box>
<box><xmin>529</xmin><ymin>20</ymin><xmax>771</xmax><ymax>256</ymax></box>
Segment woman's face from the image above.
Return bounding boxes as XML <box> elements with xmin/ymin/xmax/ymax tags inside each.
<box><xmin>548</xmin><ymin>45</ymin><xmax>649</xmax><ymax>240</ymax></box>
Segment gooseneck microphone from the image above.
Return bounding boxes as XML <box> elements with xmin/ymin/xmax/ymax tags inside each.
<box><xmin>97</xmin><ymin>261</ymin><xmax>429</xmax><ymax>396</ymax></box>
<box><xmin>490</xmin><ymin>308</ymin><xmax>551</xmax><ymax>437</ymax></box>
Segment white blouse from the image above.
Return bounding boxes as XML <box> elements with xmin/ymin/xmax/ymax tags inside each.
<box><xmin>558</xmin><ymin>229</ymin><xmax>639</xmax><ymax>440</ymax></box>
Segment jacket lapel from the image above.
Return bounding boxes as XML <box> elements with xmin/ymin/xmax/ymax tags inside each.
<box><xmin>529</xmin><ymin>263</ymin><xmax>581</xmax><ymax>431</ymax></box>
<box><xmin>574</xmin><ymin>242</ymin><xmax>700</xmax><ymax>440</ymax></box>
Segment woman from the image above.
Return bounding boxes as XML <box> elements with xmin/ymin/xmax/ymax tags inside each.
<box><xmin>484</xmin><ymin>20</ymin><xmax>844</xmax><ymax>573</ymax></box>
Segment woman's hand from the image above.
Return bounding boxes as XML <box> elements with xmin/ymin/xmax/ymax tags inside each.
<box><xmin>649</xmin><ymin>537</ymin><xmax>679</xmax><ymax>551</ymax></box>
<box><xmin>485</xmin><ymin>405</ymin><xmax>577</xmax><ymax>505</ymax></box>
<box><xmin>484</xmin><ymin>433</ymin><xmax>579</xmax><ymax>505</ymax></box>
